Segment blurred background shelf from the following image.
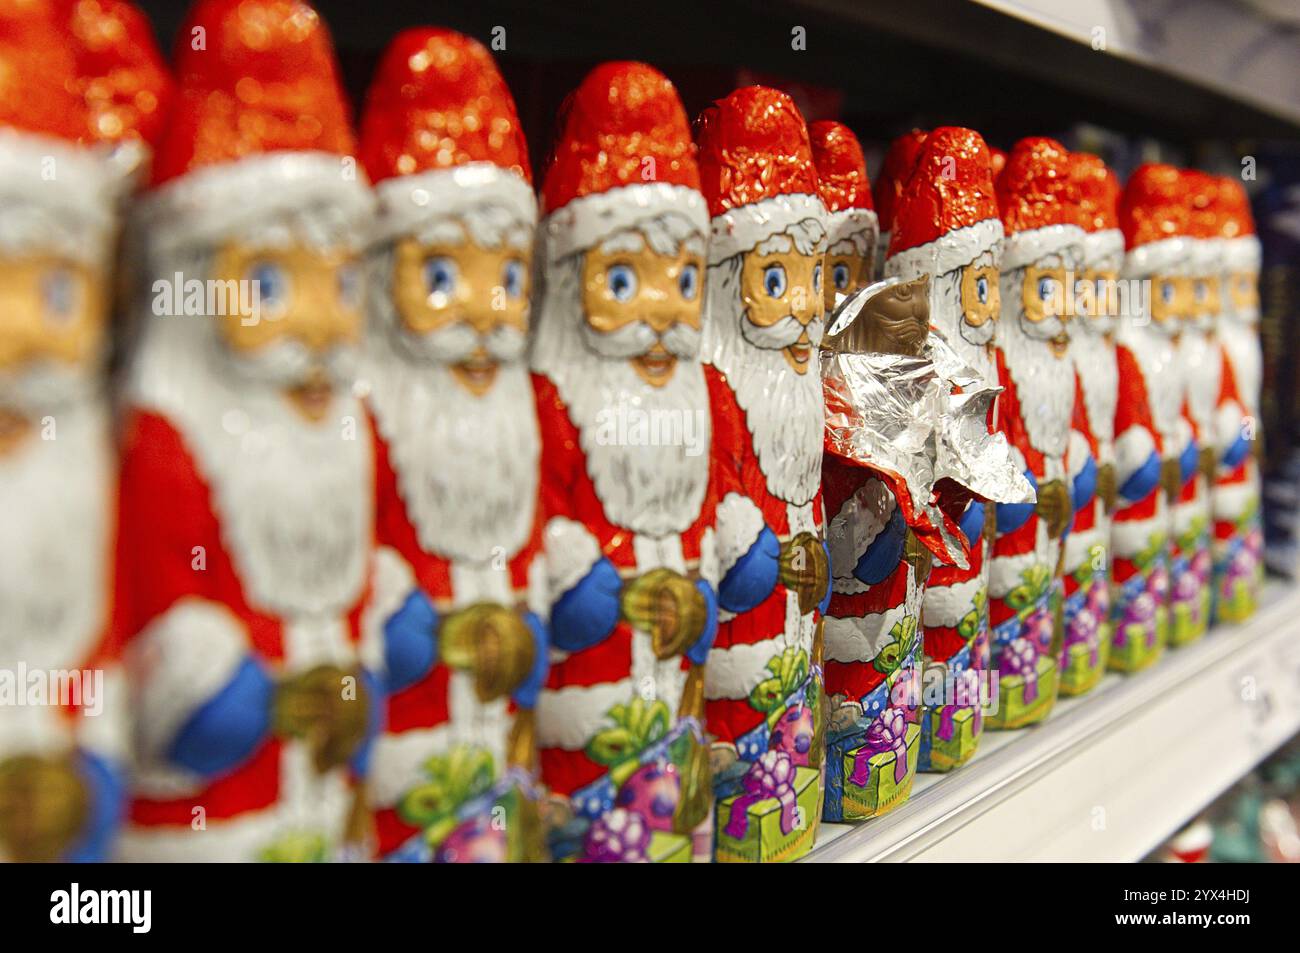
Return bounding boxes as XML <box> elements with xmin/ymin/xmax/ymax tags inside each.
<box><xmin>805</xmin><ymin>585</ymin><xmax>1300</xmax><ymax>862</ymax></box>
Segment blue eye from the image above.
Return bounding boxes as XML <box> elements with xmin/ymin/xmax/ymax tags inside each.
<box><xmin>977</xmin><ymin>275</ymin><xmax>989</xmax><ymax>304</ymax></box>
<box><xmin>424</xmin><ymin>256</ymin><xmax>458</xmax><ymax>301</ymax></box>
<box><xmin>833</xmin><ymin>263</ymin><xmax>850</xmax><ymax>291</ymax></box>
<box><xmin>1195</xmin><ymin>281</ymin><xmax>1207</xmax><ymax>302</ymax></box>
<box><xmin>813</xmin><ymin>263</ymin><xmax>823</xmax><ymax>294</ymax></box>
<box><xmin>678</xmin><ymin>263</ymin><xmax>699</xmax><ymax>300</ymax></box>
<box><xmin>763</xmin><ymin>264</ymin><xmax>787</xmax><ymax>298</ymax></box>
<box><xmin>1037</xmin><ymin>277</ymin><xmax>1055</xmax><ymax>302</ymax></box>
<box><xmin>337</xmin><ymin>263</ymin><xmax>361</xmax><ymax>309</ymax></box>
<box><xmin>607</xmin><ymin>263</ymin><xmax>637</xmax><ymax>301</ymax></box>
<box><xmin>41</xmin><ymin>268</ymin><xmax>78</xmax><ymax>323</ymax></box>
<box><xmin>503</xmin><ymin>259</ymin><xmax>525</xmax><ymax>299</ymax></box>
<box><xmin>1161</xmin><ymin>281</ymin><xmax>1174</xmax><ymax>303</ymax></box>
<box><xmin>250</xmin><ymin>263</ymin><xmax>289</xmax><ymax>312</ymax></box>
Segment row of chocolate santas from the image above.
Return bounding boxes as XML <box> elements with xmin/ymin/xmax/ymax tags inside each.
<box><xmin>0</xmin><ymin>0</ymin><xmax>1260</xmax><ymax>864</ymax></box>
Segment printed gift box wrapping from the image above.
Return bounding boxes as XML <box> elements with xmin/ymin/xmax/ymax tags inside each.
<box><xmin>696</xmin><ymin>87</ymin><xmax>831</xmax><ymax>862</ymax></box>
<box><xmin>357</xmin><ymin>29</ymin><xmax>549</xmax><ymax>863</ymax></box>
<box><xmin>529</xmin><ymin>62</ymin><xmax>720</xmax><ymax>863</ymax></box>
<box><xmin>0</xmin><ymin>0</ymin><xmax>171</xmax><ymax>863</ymax></box>
<box><xmin>986</xmin><ymin>138</ymin><xmax>1087</xmax><ymax>729</ymax></box>
<box><xmin>114</xmin><ymin>0</ymin><xmax>383</xmax><ymax>862</ymax></box>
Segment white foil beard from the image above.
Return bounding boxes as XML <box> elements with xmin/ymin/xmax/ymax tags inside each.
<box><xmin>127</xmin><ymin>255</ymin><xmax>371</xmax><ymax>621</ymax></box>
<box><xmin>932</xmin><ymin>267</ymin><xmax>995</xmax><ymax>381</ymax></box>
<box><xmin>366</xmin><ymin>301</ymin><xmax>540</xmax><ymax>565</ymax></box>
<box><xmin>531</xmin><ymin>254</ymin><xmax>710</xmax><ymax>538</ymax></box>
<box><xmin>997</xmin><ymin>305</ymin><xmax>1073</xmax><ymax>460</ymax></box>
<box><xmin>0</xmin><ymin>402</ymin><xmax>110</xmax><ymax>673</ymax></box>
<box><xmin>0</xmin><ymin>361</ymin><xmax>99</xmax><ymax>421</ymax></box>
<box><xmin>1179</xmin><ymin>329</ymin><xmax>1220</xmax><ymax>435</ymax></box>
<box><xmin>704</xmin><ymin>256</ymin><xmax>824</xmax><ymax>506</ymax></box>
<box><xmin>1071</xmin><ymin>329</ymin><xmax>1117</xmax><ymax>450</ymax></box>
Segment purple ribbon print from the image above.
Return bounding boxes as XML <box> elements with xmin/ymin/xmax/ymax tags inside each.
<box><xmin>849</xmin><ymin>708</ymin><xmax>909</xmax><ymax>787</ymax></box>
<box><xmin>938</xmin><ymin>668</ymin><xmax>983</xmax><ymax>740</ymax></box>
<box><xmin>1000</xmin><ymin>638</ymin><xmax>1039</xmax><ymax>703</ymax></box>
<box><xmin>724</xmin><ymin>751</ymin><xmax>799</xmax><ymax>840</ymax></box>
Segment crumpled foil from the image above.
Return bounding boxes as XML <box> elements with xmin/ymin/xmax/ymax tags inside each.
<box><xmin>821</xmin><ymin>326</ymin><xmax>1035</xmax><ymax>570</ymax></box>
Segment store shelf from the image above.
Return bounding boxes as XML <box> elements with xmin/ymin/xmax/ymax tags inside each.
<box><xmin>805</xmin><ymin>584</ymin><xmax>1300</xmax><ymax>862</ymax></box>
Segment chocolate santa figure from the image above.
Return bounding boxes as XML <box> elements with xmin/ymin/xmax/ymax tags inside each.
<box><xmin>1058</xmin><ymin>153</ymin><xmax>1122</xmax><ymax>695</ymax></box>
<box><xmin>530</xmin><ymin>62</ymin><xmax>718</xmax><ymax>864</ymax></box>
<box><xmin>1110</xmin><ymin>164</ymin><xmax>1187</xmax><ymax>671</ymax></box>
<box><xmin>872</xmin><ymin>129</ymin><xmax>928</xmax><ymax>281</ymax></box>
<box><xmin>695</xmin><ymin>86</ymin><xmax>829</xmax><ymax>862</ymax></box>
<box><xmin>0</xmin><ymin>0</ymin><xmax>161</xmax><ymax>864</ymax></box>
<box><xmin>1207</xmin><ymin>177</ymin><xmax>1263</xmax><ymax>621</ymax></box>
<box><xmin>357</xmin><ymin>28</ymin><xmax>548</xmax><ymax>863</ymax></box>
<box><xmin>884</xmin><ymin>127</ymin><xmax>1004</xmax><ymax>766</ymax></box>
<box><xmin>986</xmin><ymin>138</ymin><xmax>1086</xmax><ymax>729</ymax></box>
<box><xmin>114</xmin><ymin>0</ymin><xmax>379</xmax><ymax>862</ymax></box>
<box><xmin>813</xmin><ymin>123</ymin><xmax>923</xmax><ymax>817</ymax></box>
<box><xmin>1165</xmin><ymin>168</ymin><xmax>1219</xmax><ymax>646</ymax></box>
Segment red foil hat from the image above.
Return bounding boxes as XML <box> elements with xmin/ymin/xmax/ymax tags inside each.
<box><xmin>539</xmin><ymin>61</ymin><xmax>706</xmax><ymax>261</ymax></box>
<box><xmin>989</xmin><ymin>145</ymin><xmax>1007</xmax><ymax>183</ymax></box>
<box><xmin>1214</xmin><ymin>176</ymin><xmax>1256</xmax><ymax>239</ymax></box>
<box><xmin>872</xmin><ymin>128</ymin><xmax>927</xmax><ymax>234</ymax></box>
<box><xmin>0</xmin><ymin>0</ymin><xmax>89</xmax><ymax>141</ymax></box>
<box><xmin>1119</xmin><ymin>163</ymin><xmax>1190</xmax><ymax>248</ymax></box>
<box><xmin>808</xmin><ymin>120</ymin><xmax>873</xmax><ymax>213</ymax></box>
<box><xmin>694</xmin><ymin>85</ymin><xmax>819</xmax><ymax>217</ymax></box>
<box><xmin>1072</xmin><ymin>152</ymin><xmax>1120</xmax><ymax>233</ymax></box>
<box><xmin>64</xmin><ymin>0</ymin><xmax>173</xmax><ymax>150</ymax></box>
<box><xmin>997</xmin><ymin>136</ymin><xmax>1085</xmax><ymax>270</ymax></box>
<box><xmin>542</xmin><ymin>61</ymin><xmax>697</xmax><ymax>213</ymax></box>
<box><xmin>694</xmin><ymin>85</ymin><xmax>825</xmax><ymax>260</ymax></box>
<box><xmin>152</xmin><ymin>0</ymin><xmax>356</xmax><ymax>186</ymax></box>
<box><xmin>1182</xmin><ymin>168</ymin><xmax>1220</xmax><ymax>240</ymax></box>
<box><xmin>359</xmin><ymin>27</ymin><xmax>530</xmax><ymax>186</ymax></box>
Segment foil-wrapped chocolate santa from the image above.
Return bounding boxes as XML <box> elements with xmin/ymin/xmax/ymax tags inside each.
<box><xmin>530</xmin><ymin>62</ymin><xmax>719</xmax><ymax>864</ymax></box>
<box><xmin>1161</xmin><ymin>170</ymin><xmax>1215</xmax><ymax>647</ymax></box>
<box><xmin>813</xmin><ymin>123</ymin><xmax>925</xmax><ymax>818</ymax></box>
<box><xmin>696</xmin><ymin>86</ymin><xmax>829</xmax><ymax>863</ymax></box>
<box><xmin>987</xmin><ymin>137</ymin><xmax>1087</xmax><ymax>729</ymax></box>
<box><xmin>884</xmin><ymin>126</ymin><xmax>1007</xmax><ymax>767</ymax></box>
<box><xmin>1059</xmin><ymin>152</ymin><xmax>1122</xmax><ymax>695</ymax></box>
<box><xmin>872</xmin><ymin>129</ymin><xmax>928</xmax><ymax>281</ymax></box>
<box><xmin>358</xmin><ymin>28</ymin><xmax>548</xmax><ymax>863</ymax></box>
<box><xmin>115</xmin><ymin>0</ymin><xmax>379</xmax><ymax>861</ymax></box>
<box><xmin>1207</xmin><ymin>178</ymin><xmax>1263</xmax><ymax>621</ymax></box>
<box><xmin>0</xmin><ymin>0</ymin><xmax>167</xmax><ymax>864</ymax></box>
<box><xmin>1112</xmin><ymin>164</ymin><xmax>1186</xmax><ymax>671</ymax></box>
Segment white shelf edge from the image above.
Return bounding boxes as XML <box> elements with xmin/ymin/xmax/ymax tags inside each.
<box><xmin>805</xmin><ymin>583</ymin><xmax>1300</xmax><ymax>862</ymax></box>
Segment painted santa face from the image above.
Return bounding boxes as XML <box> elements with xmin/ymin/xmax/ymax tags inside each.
<box><xmin>1018</xmin><ymin>262</ymin><xmax>1071</xmax><ymax>358</ymax></box>
<box><xmin>1227</xmin><ymin>270</ymin><xmax>1259</xmax><ymax>317</ymax></box>
<box><xmin>581</xmin><ymin>241</ymin><xmax>703</xmax><ymax>387</ymax></box>
<box><xmin>1077</xmin><ymin>267</ymin><xmax>1120</xmax><ymax>334</ymax></box>
<box><xmin>391</xmin><ymin>230</ymin><xmax>531</xmax><ymax>397</ymax></box>
<box><xmin>1188</xmin><ymin>273</ymin><xmax>1220</xmax><ymax>330</ymax></box>
<box><xmin>824</xmin><ymin>242</ymin><xmax>871</xmax><ymax>313</ymax></box>
<box><xmin>1148</xmin><ymin>274</ymin><xmax>1191</xmax><ymax>333</ymax></box>
<box><xmin>0</xmin><ymin>254</ymin><xmax>106</xmax><ymax>452</ymax></box>
<box><xmin>959</xmin><ymin>261</ymin><xmax>1000</xmax><ymax>337</ymax></box>
<box><xmin>213</xmin><ymin>242</ymin><xmax>364</xmax><ymax>423</ymax></box>
<box><xmin>739</xmin><ymin>245</ymin><xmax>825</xmax><ymax>375</ymax></box>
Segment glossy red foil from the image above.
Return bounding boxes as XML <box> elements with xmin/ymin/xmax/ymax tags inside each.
<box><xmin>872</xmin><ymin>128</ymin><xmax>927</xmax><ymax>234</ymax></box>
<box><xmin>1120</xmin><ymin>162</ymin><xmax>1192</xmax><ymax>249</ymax></box>
<box><xmin>996</xmin><ymin>136</ymin><xmax>1081</xmax><ymax>236</ymax></box>
<box><xmin>542</xmin><ymin>61</ymin><xmax>698</xmax><ymax>214</ymax></box>
<box><xmin>152</xmin><ymin>0</ymin><xmax>355</xmax><ymax>186</ymax></box>
<box><xmin>808</xmin><ymin>119</ymin><xmax>872</xmax><ymax>213</ymax></box>
<box><xmin>889</xmin><ymin>126</ymin><xmax>998</xmax><ymax>257</ymax></box>
<box><xmin>694</xmin><ymin>84</ymin><xmax>819</xmax><ymax>218</ymax></box>
<box><xmin>1071</xmin><ymin>152</ymin><xmax>1120</xmax><ymax>233</ymax></box>
<box><xmin>0</xmin><ymin>0</ymin><xmax>90</xmax><ymax>141</ymax></box>
<box><xmin>359</xmin><ymin>27</ymin><xmax>529</xmax><ymax>186</ymax></box>
<box><xmin>1213</xmin><ymin>176</ymin><xmax>1255</xmax><ymax>239</ymax></box>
